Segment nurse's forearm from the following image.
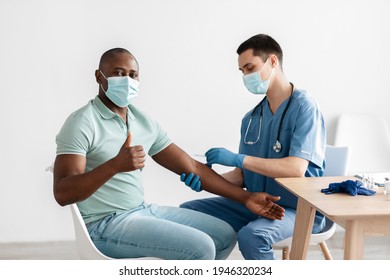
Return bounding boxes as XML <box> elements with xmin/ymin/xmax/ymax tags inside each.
<box><xmin>221</xmin><ymin>168</ymin><xmax>244</xmax><ymax>187</ymax></box>
<box><xmin>242</xmin><ymin>155</ymin><xmax>308</xmax><ymax>178</ymax></box>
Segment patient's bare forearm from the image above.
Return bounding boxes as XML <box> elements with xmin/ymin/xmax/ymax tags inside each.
<box><xmin>194</xmin><ymin>162</ymin><xmax>250</xmax><ymax>204</ymax></box>
<box><xmin>152</xmin><ymin>143</ymin><xmax>250</xmax><ymax>204</ymax></box>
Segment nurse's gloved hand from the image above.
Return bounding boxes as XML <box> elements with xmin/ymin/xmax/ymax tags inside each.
<box><xmin>180</xmin><ymin>173</ymin><xmax>202</xmax><ymax>192</ymax></box>
<box><xmin>206</xmin><ymin>148</ymin><xmax>245</xmax><ymax>168</ymax></box>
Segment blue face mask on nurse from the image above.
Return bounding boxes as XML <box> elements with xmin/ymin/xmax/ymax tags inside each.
<box><xmin>242</xmin><ymin>57</ymin><xmax>275</xmax><ymax>95</ymax></box>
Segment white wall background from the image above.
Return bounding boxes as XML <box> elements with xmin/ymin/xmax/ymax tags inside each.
<box><xmin>1</xmin><ymin>0</ymin><xmax>389</xmax><ymax>242</ymax></box>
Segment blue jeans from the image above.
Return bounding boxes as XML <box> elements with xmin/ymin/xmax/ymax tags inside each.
<box><xmin>180</xmin><ymin>197</ymin><xmax>325</xmax><ymax>260</ymax></box>
<box><xmin>86</xmin><ymin>203</ymin><xmax>236</xmax><ymax>260</ymax></box>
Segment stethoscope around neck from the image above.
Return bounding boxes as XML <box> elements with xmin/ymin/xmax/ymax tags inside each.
<box><xmin>243</xmin><ymin>82</ymin><xmax>294</xmax><ymax>153</ymax></box>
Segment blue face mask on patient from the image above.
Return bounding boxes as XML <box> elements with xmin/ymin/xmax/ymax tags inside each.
<box><xmin>242</xmin><ymin>58</ymin><xmax>274</xmax><ymax>95</ymax></box>
<box><xmin>100</xmin><ymin>70</ymin><xmax>139</xmax><ymax>107</ymax></box>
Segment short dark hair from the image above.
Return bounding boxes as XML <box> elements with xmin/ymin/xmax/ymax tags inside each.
<box><xmin>98</xmin><ymin>48</ymin><xmax>137</xmax><ymax>69</ymax></box>
<box><xmin>237</xmin><ymin>34</ymin><xmax>283</xmax><ymax>66</ymax></box>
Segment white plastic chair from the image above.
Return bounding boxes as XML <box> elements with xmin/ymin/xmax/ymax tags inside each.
<box><xmin>334</xmin><ymin>113</ymin><xmax>390</xmax><ymax>175</ymax></box>
<box><xmin>273</xmin><ymin>145</ymin><xmax>350</xmax><ymax>260</ymax></box>
<box><xmin>72</xmin><ymin>199</ymin><xmax>161</xmax><ymax>259</ymax></box>
<box><xmin>70</xmin><ymin>203</ymin><xmax>113</xmax><ymax>259</ymax></box>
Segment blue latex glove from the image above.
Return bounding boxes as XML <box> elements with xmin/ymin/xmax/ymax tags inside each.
<box><xmin>321</xmin><ymin>180</ymin><xmax>376</xmax><ymax>196</ymax></box>
<box><xmin>180</xmin><ymin>173</ymin><xmax>202</xmax><ymax>192</ymax></box>
<box><xmin>205</xmin><ymin>148</ymin><xmax>246</xmax><ymax>168</ymax></box>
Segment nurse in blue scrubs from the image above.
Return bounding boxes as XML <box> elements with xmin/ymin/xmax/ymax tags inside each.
<box><xmin>180</xmin><ymin>34</ymin><xmax>326</xmax><ymax>260</ymax></box>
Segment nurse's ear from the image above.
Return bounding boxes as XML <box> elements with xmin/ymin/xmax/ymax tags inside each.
<box><xmin>269</xmin><ymin>54</ymin><xmax>279</xmax><ymax>68</ymax></box>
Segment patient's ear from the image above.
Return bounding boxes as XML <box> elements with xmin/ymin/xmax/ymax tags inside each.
<box><xmin>95</xmin><ymin>69</ymin><xmax>102</xmax><ymax>83</ymax></box>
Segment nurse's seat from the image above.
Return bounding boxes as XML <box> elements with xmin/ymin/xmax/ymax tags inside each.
<box><xmin>272</xmin><ymin>145</ymin><xmax>350</xmax><ymax>260</ymax></box>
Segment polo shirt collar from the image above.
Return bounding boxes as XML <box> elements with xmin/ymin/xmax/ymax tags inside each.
<box><xmin>92</xmin><ymin>96</ymin><xmax>136</xmax><ymax>120</ymax></box>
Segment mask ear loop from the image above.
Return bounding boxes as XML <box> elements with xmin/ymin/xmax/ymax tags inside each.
<box><xmin>100</xmin><ymin>84</ymin><xmax>107</xmax><ymax>94</ymax></box>
<box><xmin>267</xmin><ymin>57</ymin><xmax>278</xmax><ymax>81</ymax></box>
<box><xmin>99</xmin><ymin>70</ymin><xmax>108</xmax><ymax>93</ymax></box>
<box><xmin>258</xmin><ymin>58</ymin><xmax>269</xmax><ymax>75</ymax></box>
<box><xmin>99</xmin><ymin>70</ymin><xmax>108</xmax><ymax>80</ymax></box>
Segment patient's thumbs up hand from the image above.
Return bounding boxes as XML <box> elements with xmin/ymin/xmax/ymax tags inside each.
<box><xmin>112</xmin><ymin>131</ymin><xmax>145</xmax><ymax>173</ymax></box>
<box><xmin>123</xmin><ymin>132</ymin><xmax>132</xmax><ymax>148</ymax></box>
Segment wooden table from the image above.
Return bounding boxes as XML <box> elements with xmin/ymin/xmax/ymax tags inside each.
<box><xmin>275</xmin><ymin>176</ymin><xmax>390</xmax><ymax>259</ymax></box>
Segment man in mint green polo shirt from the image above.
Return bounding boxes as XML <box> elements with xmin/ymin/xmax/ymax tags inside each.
<box><xmin>53</xmin><ymin>47</ymin><xmax>285</xmax><ymax>260</ymax></box>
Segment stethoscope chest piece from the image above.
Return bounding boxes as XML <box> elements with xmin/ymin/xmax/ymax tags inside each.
<box><xmin>273</xmin><ymin>140</ymin><xmax>282</xmax><ymax>153</ymax></box>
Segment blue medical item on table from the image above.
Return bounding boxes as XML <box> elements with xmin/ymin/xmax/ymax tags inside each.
<box><xmin>180</xmin><ymin>173</ymin><xmax>202</xmax><ymax>192</ymax></box>
<box><xmin>321</xmin><ymin>180</ymin><xmax>376</xmax><ymax>196</ymax></box>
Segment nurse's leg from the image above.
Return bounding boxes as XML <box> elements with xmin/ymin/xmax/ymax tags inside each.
<box><xmin>180</xmin><ymin>197</ymin><xmax>257</xmax><ymax>232</ymax></box>
<box><xmin>237</xmin><ymin>208</ymin><xmax>296</xmax><ymax>260</ymax></box>
<box><xmin>237</xmin><ymin>209</ymin><xmax>325</xmax><ymax>260</ymax></box>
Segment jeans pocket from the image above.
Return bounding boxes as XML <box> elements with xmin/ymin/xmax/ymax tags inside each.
<box><xmin>88</xmin><ymin>213</ymin><xmax>117</xmax><ymax>240</ymax></box>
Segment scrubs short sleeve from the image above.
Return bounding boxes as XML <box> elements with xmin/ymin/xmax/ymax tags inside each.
<box><xmin>289</xmin><ymin>97</ymin><xmax>326</xmax><ymax>171</ymax></box>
